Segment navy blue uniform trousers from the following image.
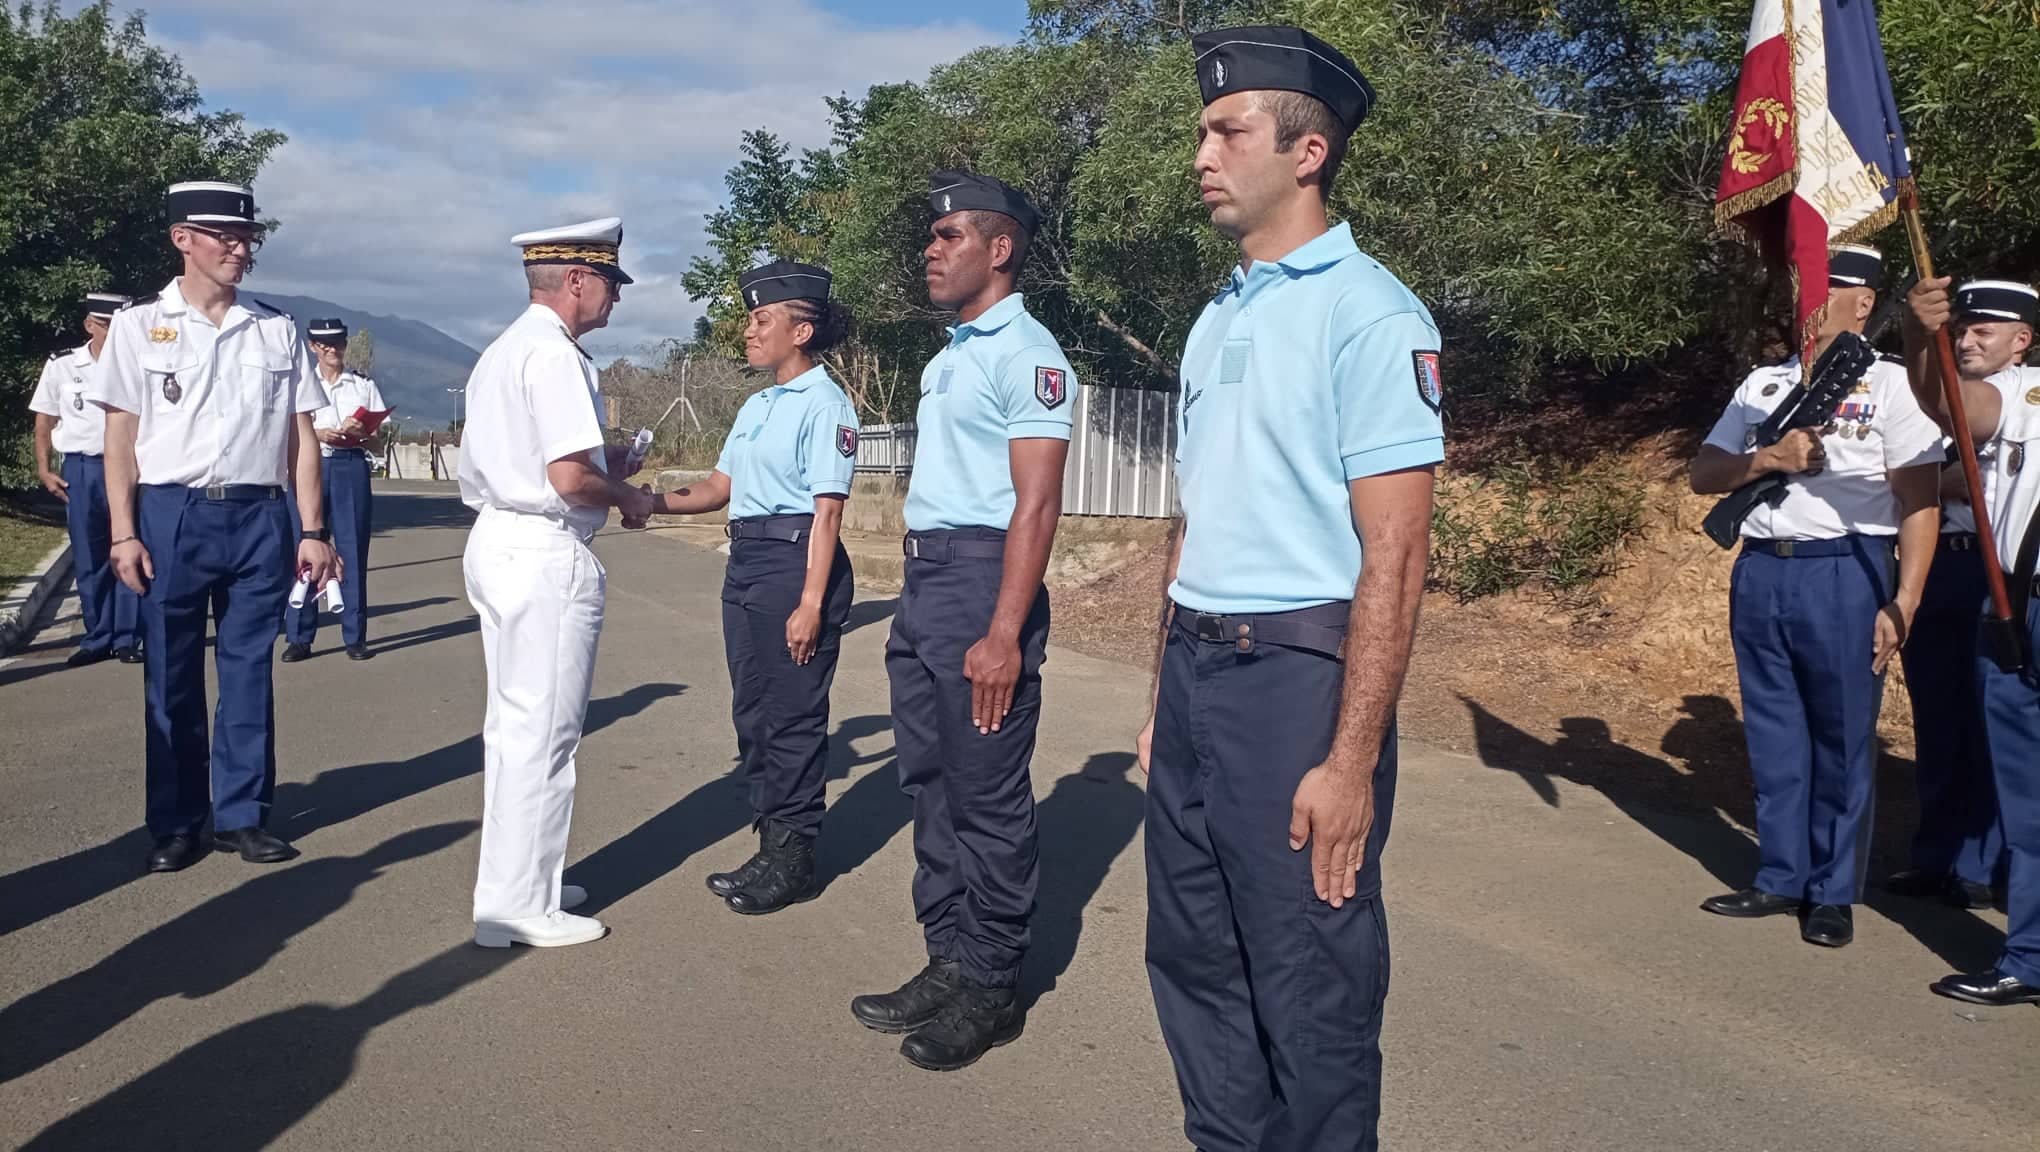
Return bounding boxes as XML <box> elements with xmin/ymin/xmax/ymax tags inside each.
<box><xmin>1978</xmin><ymin>604</ymin><xmax>2040</xmax><ymax>986</ymax></box>
<box><xmin>285</xmin><ymin>449</ymin><xmax>372</xmax><ymax>647</ymax></box>
<box><xmin>722</xmin><ymin>525</ymin><xmax>853</xmax><ymax>839</ymax></box>
<box><xmin>1146</xmin><ymin>608</ymin><xmax>1396</xmax><ymax>1152</ymax></box>
<box><xmin>1899</xmin><ymin>537</ymin><xmax>2004</xmax><ymax>886</ymax></box>
<box><xmin>1730</xmin><ymin>535</ymin><xmax>1893</xmax><ymax>906</ymax></box>
<box><xmin>60</xmin><ymin>453</ymin><xmax>140</xmax><ymax>653</ymax></box>
<box><xmin>885</xmin><ymin>527</ymin><xmax>1048</xmax><ymax>989</ymax></box>
<box><xmin>138</xmin><ymin>484</ymin><xmax>293</xmax><ymax>838</ymax></box>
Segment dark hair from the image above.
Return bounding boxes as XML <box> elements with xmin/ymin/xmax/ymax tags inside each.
<box><xmin>1261</xmin><ymin>89</ymin><xmax>1350</xmax><ymax>195</ymax></box>
<box><xmin>784</xmin><ymin>297</ymin><xmax>854</xmax><ymax>355</ymax></box>
<box><xmin>961</xmin><ymin>209</ymin><xmax>1032</xmax><ymax>274</ymax></box>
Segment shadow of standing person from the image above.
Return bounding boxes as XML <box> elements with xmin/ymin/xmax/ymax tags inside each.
<box><xmin>1019</xmin><ymin>752</ymin><xmax>1146</xmax><ymax>1011</ymax></box>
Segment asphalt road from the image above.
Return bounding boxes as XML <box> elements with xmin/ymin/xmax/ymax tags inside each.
<box><xmin>0</xmin><ymin>482</ymin><xmax>2032</xmax><ymax>1151</ymax></box>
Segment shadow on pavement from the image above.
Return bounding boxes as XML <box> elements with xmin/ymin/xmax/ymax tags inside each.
<box><xmin>0</xmin><ymin>822</ymin><xmax>475</xmax><ymax>1087</ymax></box>
<box><xmin>0</xmin><ymin>683</ymin><xmax>685</xmax><ymax>939</ymax></box>
<box><xmin>843</xmin><ymin>596</ymin><xmax>897</xmax><ymax>636</ymax></box>
<box><xmin>1021</xmin><ymin>752</ymin><xmax>1144</xmax><ymax>1011</ymax></box>
<box><xmin>1464</xmin><ymin>693</ymin><xmax>2006</xmax><ymax>974</ymax></box>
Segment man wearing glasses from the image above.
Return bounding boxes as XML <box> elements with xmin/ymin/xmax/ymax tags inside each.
<box><xmin>89</xmin><ymin>180</ymin><xmax>338</xmax><ymax>875</ymax></box>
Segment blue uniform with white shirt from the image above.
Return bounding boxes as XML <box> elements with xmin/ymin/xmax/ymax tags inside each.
<box><xmin>1147</xmin><ymin>222</ymin><xmax>1443</xmax><ymax>1152</ymax></box>
<box><xmin>888</xmin><ymin>290</ymin><xmax>1073</xmax><ymax>990</ymax></box>
<box><xmin>29</xmin><ymin>343</ymin><xmax>142</xmax><ymax>655</ymax></box>
<box><xmin>713</xmin><ymin>364</ymin><xmax>858</xmax><ymax>839</ymax></box>
<box><xmin>285</xmin><ymin>369</ymin><xmax>386</xmax><ymax>650</ymax></box>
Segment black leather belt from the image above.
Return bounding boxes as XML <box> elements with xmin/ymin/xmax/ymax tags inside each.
<box><xmin>199</xmin><ymin>484</ymin><xmax>282</xmax><ymax>501</ymax></box>
<box><xmin>1941</xmin><ymin>532</ymin><xmax>1978</xmax><ymax>552</ymax></box>
<box><xmin>1742</xmin><ymin>536</ymin><xmax>1887</xmax><ymax>559</ymax></box>
<box><xmin>727</xmin><ymin>514</ymin><xmax>813</xmax><ymax>543</ymax></box>
<box><xmin>903</xmin><ymin>530</ymin><xmax>1006</xmax><ymax>562</ymax></box>
<box><xmin>1172</xmin><ymin>600</ymin><xmax>1350</xmax><ymax>659</ymax></box>
<box><xmin>328</xmin><ymin>448</ymin><xmax>368</xmax><ymax>458</ymax></box>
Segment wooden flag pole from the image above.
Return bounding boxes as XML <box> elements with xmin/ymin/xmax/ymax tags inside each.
<box><xmin>1898</xmin><ymin>182</ymin><xmax>2018</xmax><ymax>633</ymax></box>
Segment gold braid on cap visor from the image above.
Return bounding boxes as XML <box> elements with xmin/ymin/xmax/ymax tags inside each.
<box><xmin>521</xmin><ymin>244</ymin><xmax>620</xmax><ymax>268</ymax></box>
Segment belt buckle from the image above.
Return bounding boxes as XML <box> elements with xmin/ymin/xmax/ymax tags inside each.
<box><xmin>906</xmin><ymin>536</ymin><xmax>924</xmax><ymax>560</ymax></box>
<box><xmin>205</xmin><ymin>484</ymin><xmax>225</xmax><ymax>501</ymax></box>
<box><xmin>723</xmin><ymin>522</ymin><xmax>735</xmax><ymax>539</ymax></box>
<box><xmin>1773</xmin><ymin>540</ymin><xmax>1795</xmax><ymax>558</ymax></box>
<box><xmin>1192</xmin><ymin>613</ymin><xmax>1225</xmax><ymax>642</ymax></box>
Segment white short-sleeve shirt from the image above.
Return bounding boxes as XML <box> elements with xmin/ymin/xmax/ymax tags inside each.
<box><xmin>309</xmin><ymin>371</ymin><xmax>390</xmax><ymax>457</ymax></box>
<box><xmin>1981</xmin><ymin>365</ymin><xmax>2040</xmax><ymax>572</ymax></box>
<box><xmin>456</xmin><ymin>303</ymin><xmax>609</xmax><ymax>538</ymax></box>
<box><xmin>28</xmin><ymin>343</ymin><xmax>109</xmax><ymax>456</ymax></box>
<box><xmin>86</xmin><ymin>279</ymin><xmax>327</xmax><ymax>487</ymax></box>
<box><xmin>1702</xmin><ymin>356</ymin><xmax>1942</xmax><ymax>539</ymax></box>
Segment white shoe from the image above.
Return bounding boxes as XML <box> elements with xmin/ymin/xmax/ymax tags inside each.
<box><xmin>561</xmin><ymin>884</ymin><xmax>587</xmax><ymax>911</ymax></box>
<box><xmin>474</xmin><ymin>910</ymin><xmax>607</xmax><ymax>949</ymax></box>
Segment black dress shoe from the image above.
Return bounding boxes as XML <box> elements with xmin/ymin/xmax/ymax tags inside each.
<box><xmin>346</xmin><ymin>643</ymin><xmax>373</xmax><ymax>661</ymax></box>
<box><xmin>1946</xmin><ymin>877</ymin><xmax>1996</xmax><ymax>910</ymax></box>
<box><xmin>851</xmin><ymin>960</ymin><xmax>963</xmax><ymax>1034</ymax></box>
<box><xmin>706</xmin><ymin>835</ymin><xmax>773</xmax><ymax>897</ymax></box>
<box><xmin>213</xmin><ymin>827</ymin><xmax>299</xmax><ymax>864</ymax></box>
<box><xmin>67</xmin><ymin>647</ymin><xmax>113</xmax><ymax>668</ymax></box>
<box><xmin>1701</xmin><ymin>887</ymin><xmax>1802</xmax><ymax>918</ymax></box>
<box><xmin>899</xmin><ymin>982</ymin><xmax>1024</xmax><ymax>1072</ymax></box>
<box><xmin>1801</xmin><ymin>904</ymin><xmax>1853</xmax><ymax>947</ymax></box>
<box><xmin>147</xmin><ymin>833</ymin><xmax>208</xmax><ymax>873</ymax></box>
<box><xmin>280</xmin><ymin>642</ymin><xmax>312</xmax><ymax>663</ymax></box>
<box><xmin>725</xmin><ymin>824</ymin><xmax>818</xmax><ymax>915</ymax></box>
<box><xmin>1930</xmin><ymin>968</ymin><xmax>2040</xmax><ymax>1007</ymax></box>
<box><xmin>114</xmin><ymin>646</ymin><xmax>143</xmax><ymax>664</ymax></box>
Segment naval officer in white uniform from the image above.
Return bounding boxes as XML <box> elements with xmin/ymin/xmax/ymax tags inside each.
<box><xmin>458</xmin><ymin>218</ymin><xmax>652</xmax><ymax>949</ymax></box>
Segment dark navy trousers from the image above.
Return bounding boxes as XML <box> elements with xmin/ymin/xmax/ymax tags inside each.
<box><xmin>1146</xmin><ymin>608</ymin><xmax>1395</xmax><ymax>1152</ymax></box>
<box><xmin>138</xmin><ymin>484</ymin><xmax>293</xmax><ymax>838</ymax></box>
<box><xmin>1899</xmin><ymin>538</ymin><xmax>2004</xmax><ymax>886</ymax></box>
<box><xmin>1978</xmin><ymin>605</ymin><xmax>2040</xmax><ymax>986</ymax></box>
<box><xmin>285</xmin><ymin>450</ymin><xmax>372</xmax><ymax>647</ymax></box>
<box><xmin>1730</xmin><ymin>535</ymin><xmax>1893</xmax><ymax>906</ymax></box>
<box><xmin>722</xmin><ymin>529</ymin><xmax>853</xmax><ymax>839</ymax></box>
<box><xmin>60</xmin><ymin>453</ymin><xmax>140</xmax><ymax>653</ymax></box>
<box><xmin>885</xmin><ymin>527</ymin><xmax>1048</xmax><ymax>989</ymax></box>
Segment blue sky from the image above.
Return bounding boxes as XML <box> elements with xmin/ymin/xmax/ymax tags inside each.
<box><xmin>92</xmin><ymin>1</ymin><xmax>1028</xmax><ymax>356</ymax></box>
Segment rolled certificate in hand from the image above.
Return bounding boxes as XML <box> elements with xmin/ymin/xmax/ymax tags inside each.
<box><xmin>322</xmin><ymin>578</ymin><xmax>344</xmax><ymax>613</ymax></box>
<box><xmin>623</xmin><ymin>428</ymin><xmax>654</xmax><ymax>476</ymax></box>
<box><xmin>289</xmin><ymin>568</ymin><xmax>313</xmax><ymax>609</ymax></box>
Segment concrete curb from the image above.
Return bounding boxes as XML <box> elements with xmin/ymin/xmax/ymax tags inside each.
<box><xmin>0</xmin><ymin>542</ymin><xmax>72</xmax><ymax>655</ymax></box>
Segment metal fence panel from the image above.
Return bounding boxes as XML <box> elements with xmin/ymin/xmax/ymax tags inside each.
<box><xmin>856</xmin><ymin>385</ymin><xmax>1177</xmax><ymax>518</ymax></box>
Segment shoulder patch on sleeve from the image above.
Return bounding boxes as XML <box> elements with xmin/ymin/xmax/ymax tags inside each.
<box><xmin>1034</xmin><ymin>365</ymin><xmax>1068</xmax><ymax>409</ymax></box>
<box><xmin>1412</xmin><ymin>350</ymin><xmax>1443</xmax><ymax>412</ymax></box>
<box><xmin>837</xmin><ymin>425</ymin><xmax>859</xmax><ymax>458</ymax></box>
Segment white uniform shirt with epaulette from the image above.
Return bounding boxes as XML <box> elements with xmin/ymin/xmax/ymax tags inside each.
<box><xmin>1702</xmin><ymin>356</ymin><xmax>1941</xmax><ymax>539</ymax></box>
<box><xmin>1978</xmin><ymin>364</ymin><xmax>2040</xmax><ymax>572</ymax></box>
<box><xmin>1938</xmin><ymin>367</ymin><xmax>2026</xmax><ymax>535</ymax></box>
<box><xmin>309</xmin><ymin>370</ymin><xmax>389</xmax><ymax>458</ymax></box>
<box><xmin>88</xmin><ymin>279</ymin><xmax>326</xmax><ymax>487</ymax></box>
<box><xmin>456</xmin><ymin>303</ymin><xmax>609</xmax><ymax>539</ymax></box>
<box><xmin>28</xmin><ymin>344</ymin><xmax>109</xmax><ymax>456</ymax></box>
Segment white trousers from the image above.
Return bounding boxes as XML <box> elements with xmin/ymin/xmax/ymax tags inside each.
<box><xmin>463</xmin><ymin>506</ymin><xmax>605</xmax><ymax>922</ymax></box>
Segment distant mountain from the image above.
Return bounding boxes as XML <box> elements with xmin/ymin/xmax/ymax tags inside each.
<box><xmin>251</xmin><ymin>294</ymin><xmax>480</xmax><ymax>427</ymax></box>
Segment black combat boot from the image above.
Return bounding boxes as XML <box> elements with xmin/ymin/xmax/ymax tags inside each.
<box><xmin>850</xmin><ymin>959</ymin><xmax>963</xmax><ymax>1033</ymax></box>
<box><xmin>704</xmin><ymin>823</ymin><xmax>774</xmax><ymax>897</ymax></box>
<box><xmin>724</xmin><ymin>822</ymin><xmax>818</xmax><ymax>915</ymax></box>
<box><xmin>899</xmin><ymin>979</ymin><xmax>1024</xmax><ymax>1072</ymax></box>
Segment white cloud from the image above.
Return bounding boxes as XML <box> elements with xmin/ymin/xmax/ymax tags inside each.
<box><xmin>107</xmin><ymin>0</ymin><xmax>1004</xmax><ymax>357</ymax></box>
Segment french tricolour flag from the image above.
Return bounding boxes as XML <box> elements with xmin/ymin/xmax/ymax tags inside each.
<box><xmin>1715</xmin><ymin>0</ymin><xmax>1911</xmax><ymax>359</ymax></box>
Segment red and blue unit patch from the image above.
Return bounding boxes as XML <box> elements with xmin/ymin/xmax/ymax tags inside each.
<box><xmin>1035</xmin><ymin>366</ymin><xmax>1067</xmax><ymax>409</ymax></box>
<box><xmin>1412</xmin><ymin>350</ymin><xmax>1443</xmax><ymax>412</ymax></box>
<box><xmin>837</xmin><ymin>425</ymin><xmax>859</xmax><ymax>458</ymax></box>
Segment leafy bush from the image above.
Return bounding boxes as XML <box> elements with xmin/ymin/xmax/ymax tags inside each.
<box><xmin>1429</xmin><ymin>462</ymin><xmax>1645</xmax><ymax>601</ymax></box>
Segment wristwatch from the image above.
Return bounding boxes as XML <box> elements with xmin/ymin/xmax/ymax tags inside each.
<box><xmin>302</xmin><ymin>527</ymin><xmax>332</xmax><ymax>543</ymax></box>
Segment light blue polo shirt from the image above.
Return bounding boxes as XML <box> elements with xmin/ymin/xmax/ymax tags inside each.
<box><xmin>714</xmin><ymin>364</ymin><xmax>859</xmax><ymax>520</ymax></box>
<box><xmin>903</xmin><ymin>292</ymin><xmax>1076</xmax><ymax>532</ymax></box>
<box><xmin>1171</xmin><ymin>223</ymin><xmax>1445</xmax><ymax>614</ymax></box>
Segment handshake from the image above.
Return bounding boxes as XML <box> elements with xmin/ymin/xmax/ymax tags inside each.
<box><xmin>620</xmin><ymin>483</ymin><xmax>657</xmax><ymax>530</ymax></box>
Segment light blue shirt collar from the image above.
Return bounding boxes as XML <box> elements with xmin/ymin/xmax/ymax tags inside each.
<box><xmin>947</xmin><ymin>292</ymin><xmax>1028</xmax><ymax>343</ymax></box>
<box><xmin>1223</xmin><ymin>222</ymin><xmax>1360</xmax><ymax>296</ymax></box>
<box><xmin>773</xmin><ymin>363</ymin><xmax>829</xmax><ymax>393</ymax></box>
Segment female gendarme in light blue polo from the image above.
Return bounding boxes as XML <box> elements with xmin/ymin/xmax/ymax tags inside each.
<box><xmin>649</xmin><ymin>260</ymin><xmax>859</xmax><ymax>916</ymax></box>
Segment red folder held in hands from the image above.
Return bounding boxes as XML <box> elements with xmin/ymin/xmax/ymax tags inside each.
<box><xmin>348</xmin><ymin>406</ymin><xmax>394</xmax><ymax>437</ymax></box>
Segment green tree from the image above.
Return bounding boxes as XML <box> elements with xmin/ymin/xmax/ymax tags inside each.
<box><xmin>1</xmin><ymin>1</ymin><xmax>284</xmax><ymax>481</ymax></box>
<box><xmin>344</xmin><ymin>327</ymin><xmax>375</xmax><ymax>377</ymax></box>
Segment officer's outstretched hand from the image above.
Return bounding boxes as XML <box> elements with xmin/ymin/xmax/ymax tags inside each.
<box><xmin>1872</xmin><ymin>600</ymin><xmax>1913</xmax><ymax>674</ymax></box>
<box><xmin>963</xmin><ymin>632</ymin><xmax>1022</xmax><ymax>734</ymax></box>
<box><xmin>298</xmin><ymin>537</ymin><xmax>339</xmax><ymax>590</ymax></box>
<box><xmin>111</xmin><ymin>539</ymin><xmax>152</xmax><ymax>595</ymax></box>
<box><xmin>1290</xmin><ymin>757</ymin><xmax>1376</xmax><ymax>908</ymax></box>
<box><xmin>1906</xmin><ymin>276</ymin><xmax>1953</xmax><ymax>337</ymax></box>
